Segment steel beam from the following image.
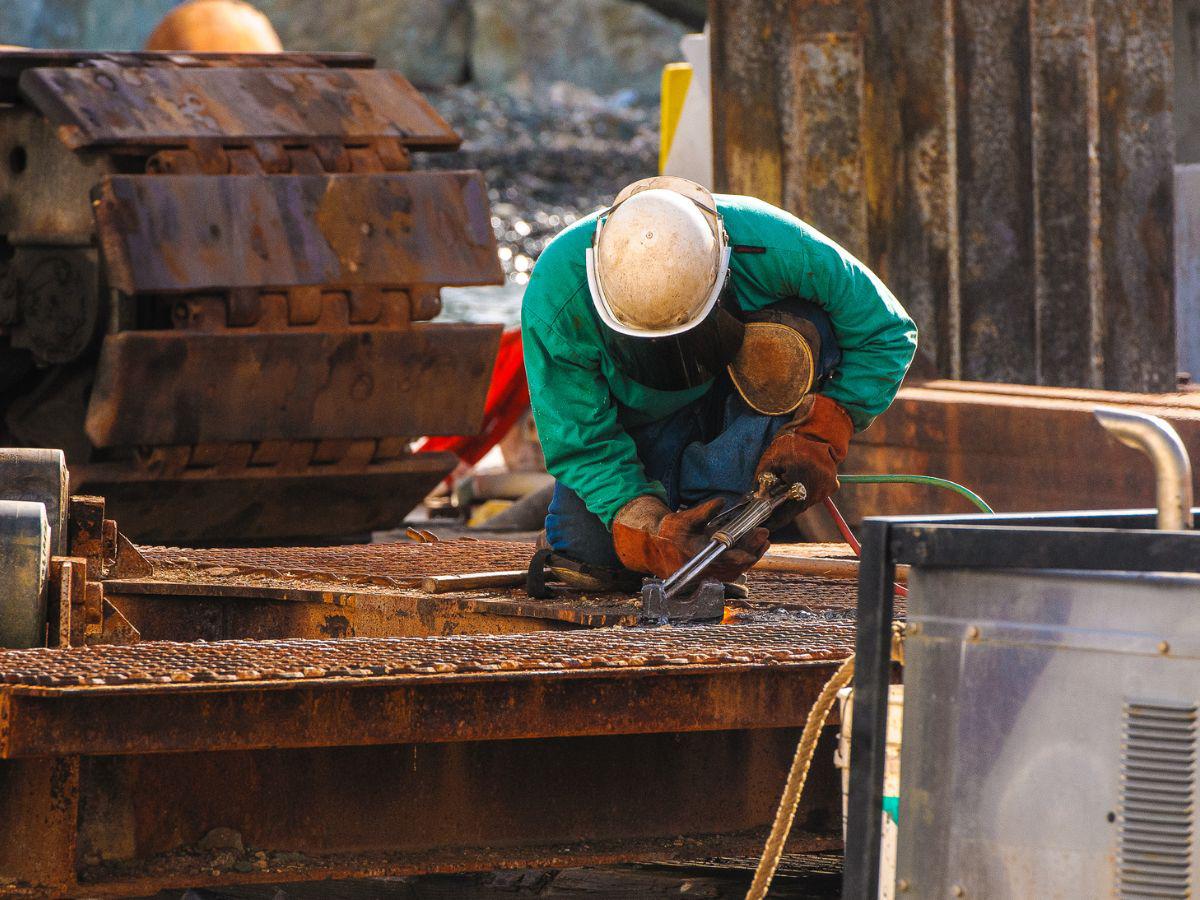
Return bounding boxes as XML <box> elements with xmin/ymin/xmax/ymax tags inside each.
<box><xmin>0</xmin><ymin>624</ymin><xmax>850</xmax><ymax>895</ymax></box>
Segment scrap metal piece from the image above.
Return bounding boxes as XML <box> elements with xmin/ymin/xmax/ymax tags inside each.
<box><xmin>641</xmin><ymin>577</ymin><xmax>725</xmax><ymax>625</ymax></box>
<box><xmin>19</xmin><ymin>64</ymin><xmax>460</xmax><ymax>151</ymax></box>
<box><xmin>92</xmin><ymin>172</ymin><xmax>502</xmax><ymax>294</ymax></box>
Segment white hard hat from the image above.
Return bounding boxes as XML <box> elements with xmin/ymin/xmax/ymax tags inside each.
<box><xmin>586</xmin><ymin>176</ymin><xmax>731</xmax><ymax>338</ymax></box>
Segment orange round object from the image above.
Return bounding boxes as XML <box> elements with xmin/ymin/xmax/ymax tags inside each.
<box><xmin>144</xmin><ymin>0</ymin><xmax>283</xmax><ymax>53</ymax></box>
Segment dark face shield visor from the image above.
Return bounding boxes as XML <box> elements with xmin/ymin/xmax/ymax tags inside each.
<box><xmin>598</xmin><ymin>284</ymin><xmax>746</xmax><ymax>392</ymax></box>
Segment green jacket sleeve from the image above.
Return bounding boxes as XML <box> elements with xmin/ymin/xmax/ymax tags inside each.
<box><xmin>796</xmin><ymin>231</ymin><xmax>917</xmax><ymax>430</ymax></box>
<box><xmin>522</xmin><ymin>299</ymin><xmax>668</xmax><ymax>528</ymax></box>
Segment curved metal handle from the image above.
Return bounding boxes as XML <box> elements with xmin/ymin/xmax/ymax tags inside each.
<box><xmin>1094</xmin><ymin>407</ymin><xmax>1194</xmax><ymax>530</ymax></box>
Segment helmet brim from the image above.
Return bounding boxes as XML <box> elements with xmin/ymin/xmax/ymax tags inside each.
<box><xmin>586</xmin><ymin>243</ymin><xmax>731</xmax><ymax>338</ymax></box>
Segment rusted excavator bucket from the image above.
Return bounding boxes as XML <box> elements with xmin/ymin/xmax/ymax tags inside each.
<box><xmin>0</xmin><ymin>51</ymin><xmax>504</xmax><ymax>543</ymax></box>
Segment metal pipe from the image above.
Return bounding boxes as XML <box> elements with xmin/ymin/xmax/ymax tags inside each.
<box><xmin>1093</xmin><ymin>407</ymin><xmax>1194</xmax><ymax>530</ymax></box>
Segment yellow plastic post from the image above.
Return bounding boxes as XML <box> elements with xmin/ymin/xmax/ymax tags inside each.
<box><xmin>659</xmin><ymin>62</ymin><xmax>693</xmax><ymax>174</ymax></box>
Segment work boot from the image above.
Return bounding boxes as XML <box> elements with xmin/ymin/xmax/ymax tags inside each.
<box><xmin>528</xmin><ymin>533</ymin><xmax>643</xmax><ymax>596</ymax></box>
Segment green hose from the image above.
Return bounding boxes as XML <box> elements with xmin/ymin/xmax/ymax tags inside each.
<box><xmin>839</xmin><ymin>473</ymin><xmax>994</xmax><ymax>514</ymax></box>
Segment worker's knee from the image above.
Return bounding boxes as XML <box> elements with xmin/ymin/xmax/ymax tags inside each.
<box><xmin>544</xmin><ymin>481</ymin><xmax>624</xmax><ymax>569</ymax></box>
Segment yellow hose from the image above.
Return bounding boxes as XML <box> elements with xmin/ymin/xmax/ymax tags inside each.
<box><xmin>746</xmin><ymin>625</ymin><xmax>905</xmax><ymax>899</ymax></box>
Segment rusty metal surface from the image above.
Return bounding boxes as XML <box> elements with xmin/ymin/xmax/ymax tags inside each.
<box><xmin>77</xmin><ymin>453</ymin><xmax>458</xmax><ymax>544</ymax></box>
<box><xmin>710</xmin><ymin>0</ymin><xmax>1177</xmax><ymax>391</ymax></box>
<box><xmin>838</xmin><ymin>380</ymin><xmax>1200</xmax><ymax>523</ymax></box>
<box><xmin>955</xmin><ymin>0</ymin><xmax>1036</xmax><ymax>383</ymax></box>
<box><xmin>85</xmin><ymin>324</ymin><xmax>501</xmax><ymax>447</ymax></box>
<box><xmin>0</xmin><ymin>626</ymin><xmax>848</xmax><ymax>896</ymax></box>
<box><xmin>0</xmin><ymin>53</ymin><xmax>506</xmax><ymax>543</ymax></box>
<box><xmin>135</xmin><ymin>539</ymin><xmax>858</xmax><ymax>579</ymax></box>
<box><xmin>0</xmin><ymin>621</ymin><xmax>853</xmax><ymax>690</ymax></box>
<box><xmin>140</xmin><ymin>537</ymin><xmax>539</xmax><ymax>580</ymax></box>
<box><xmin>93</xmin><ymin>172</ymin><xmax>502</xmax><ymax>294</ymax></box>
<box><xmin>0</xmin><ymin>50</ymin><xmax>373</xmax><ymax>103</ymax></box>
<box><xmin>1095</xmin><ymin>0</ymin><xmax>1176</xmax><ymax>391</ymax></box>
<box><xmin>861</xmin><ymin>0</ymin><xmax>957</xmax><ymax>379</ymax></box>
<box><xmin>95</xmin><ymin>537</ymin><xmax>863</xmax><ymax>640</ymax></box>
<box><xmin>783</xmin><ymin>3</ymin><xmax>867</xmax><ymax>259</ymax></box>
<box><xmin>19</xmin><ymin>64</ymin><xmax>459</xmax><ymax>151</ymax></box>
<box><xmin>1030</xmin><ymin>1</ymin><xmax>1101</xmax><ymax>386</ymax></box>
<box><xmin>1</xmin><ymin>733</ymin><xmax>840</xmax><ymax>897</ymax></box>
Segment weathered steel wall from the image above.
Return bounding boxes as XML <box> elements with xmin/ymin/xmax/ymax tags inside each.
<box><xmin>711</xmin><ymin>0</ymin><xmax>1178</xmax><ymax>391</ymax></box>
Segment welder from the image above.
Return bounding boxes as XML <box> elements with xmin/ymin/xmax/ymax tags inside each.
<box><xmin>523</xmin><ymin>176</ymin><xmax>917</xmax><ymax>592</ymax></box>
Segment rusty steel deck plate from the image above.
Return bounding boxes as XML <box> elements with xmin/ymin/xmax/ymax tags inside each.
<box><xmin>99</xmin><ymin>539</ymin><xmax>868</xmax><ymax>641</ymax></box>
<box><xmin>85</xmin><ymin>323</ymin><xmax>502</xmax><ymax>447</ymax></box>
<box><xmin>0</xmin><ymin>620</ymin><xmax>855</xmax><ymax>760</ymax></box>
<box><xmin>0</xmin><ymin>621</ymin><xmax>853</xmax><ymax>690</ymax></box>
<box><xmin>93</xmin><ymin>171</ymin><xmax>502</xmax><ymax>294</ymax></box>
<box><xmin>116</xmin><ymin>539</ymin><xmax>865</xmax><ymax>612</ymax></box>
<box><xmin>19</xmin><ymin>64</ymin><xmax>460</xmax><ymax>150</ymax></box>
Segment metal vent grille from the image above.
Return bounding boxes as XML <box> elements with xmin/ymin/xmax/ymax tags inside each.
<box><xmin>1119</xmin><ymin>701</ymin><xmax>1197</xmax><ymax>898</ymax></box>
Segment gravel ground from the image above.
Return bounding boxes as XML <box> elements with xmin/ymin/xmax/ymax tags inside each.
<box><xmin>414</xmin><ymin>83</ymin><xmax>660</xmax><ymax>324</ymax></box>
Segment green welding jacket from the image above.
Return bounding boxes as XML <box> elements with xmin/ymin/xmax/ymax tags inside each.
<box><xmin>521</xmin><ymin>194</ymin><xmax>918</xmax><ymax>528</ymax></box>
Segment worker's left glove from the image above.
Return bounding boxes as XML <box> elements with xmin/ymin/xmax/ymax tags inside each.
<box><xmin>612</xmin><ymin>495</ymin><xmax>769</xmax><ymax>582</ymax></box>
<box><xmin>755</xmin><ymin>394</ymin><xmax>854</xmax><ymax>514</ymax></box>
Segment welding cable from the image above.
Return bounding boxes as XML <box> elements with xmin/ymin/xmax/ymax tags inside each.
<box><xmin>747</xmin><ymin>476</ymin><xmax>990</xmax><ymax>896</ymax></box>
<box><xmin>822</xmin><ymin>496</ymin><xmax>862</xmax><ymax>555</ymax></box>
<box><xmin>838</xmin><ymin>474</ymin><xmax>994</xmax><ymax>514</ymax></box>
<box><xmin>745</xmin><ymin>623</ymin><xmax>906</xmax><ymax>900</ymax></box>
<box><xmin>823</xmin><ymin>497</ymin><xmax>907</xmax><ymax>599</ymax></box>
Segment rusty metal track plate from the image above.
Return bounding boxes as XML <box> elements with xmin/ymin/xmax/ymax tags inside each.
<box><xmin>93</xmin><ymin>172</ymin><xmax>502</xmax><ymax>294</ymax></box>
<box><xmin>78</xmin><ymin>454</ymin><xmax>459</xmax><ymax>545</ymax></box>
<box><xmin>85</xmin><ymin>323</ymin><xmax>501</xmax><ymax>447</ymax></box>
<box><xmin>0</xmin><ymin>51</ymin><xmax>373</xmax><ymax>102</ymax></box>
<box><xmin>19</xmin><ymin>64</ymin><xmax>459</xmax><ymax>150</ymax></box>
<box><xmin>0</xmin><ymin>623</ymin><xmax>853</xmax><ymax>757</ymax></box>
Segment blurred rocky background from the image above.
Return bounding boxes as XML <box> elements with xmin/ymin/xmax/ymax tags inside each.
<box><xmin>0</xmin><ymin>0</ymin><xmax>701</xmax><ymax>96</ymax></box>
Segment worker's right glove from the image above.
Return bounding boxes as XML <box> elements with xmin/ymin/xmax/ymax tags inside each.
<box><xmin>611</xmin><ymin>495</ymin><xmax>769</xmax><ymax>582</ymax></box>
<box><xmin>755</xmin><ymin>394</ymin><xmax>854</xmax><ymax>514</ymax></box>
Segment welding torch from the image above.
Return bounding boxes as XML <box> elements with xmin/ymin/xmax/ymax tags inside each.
<box><xmin>658</xmin><ymin>471</ymin><xmax>807</xmax><ymax>601</ymax></box>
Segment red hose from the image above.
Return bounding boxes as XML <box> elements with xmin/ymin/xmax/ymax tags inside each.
<box><xmin>823</xmin><ymin>496</ymin><xmax>907</xmax><ymax>599</ymax></box>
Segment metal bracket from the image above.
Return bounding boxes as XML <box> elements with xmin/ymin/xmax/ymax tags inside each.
<box><xmin>640</xmin><ymin>578</ymin><xmax>726</xmax><ymax>625</ymax></box>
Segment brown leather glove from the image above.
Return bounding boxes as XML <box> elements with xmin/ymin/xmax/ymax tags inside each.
<box><xmin>755</xmin><ymin>394</ymin><xmax>854</xmax><ymax>513</ymax></box>
<box><xmin>611</xmin><ymin>495</ymin><xmax>769</xmax><ymax>581</ymax></box>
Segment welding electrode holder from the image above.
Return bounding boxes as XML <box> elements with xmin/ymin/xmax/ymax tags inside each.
<box><xmin>639</xmin><ymin>473</ymin><xmax>807</xmax><ymax>625</ymax></box>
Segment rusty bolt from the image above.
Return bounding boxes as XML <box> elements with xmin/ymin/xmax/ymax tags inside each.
<box><xmin>1159</xmin><ymin>640</ymin><xmax>1170</xmax><ymax>655</ymax></box>
<box><xmin>952</xmin><ymin>885</ymin><xmax>965</xmax><ymax>897</ymax></box>
<box><xmin>966</xmin><ymin>625</ymin><xmax>980</xmax><ymax>641</ymax></box>
<box><xmin>897</xmin><ymin>878</ymin><xmax>910</xmax><ymax>892</ymax></box>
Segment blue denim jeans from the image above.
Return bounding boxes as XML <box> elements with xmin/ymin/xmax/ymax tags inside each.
<box><xmin>544</xmin><ymin>382</ymin><xmax>792</xmax><ymax>568</ymax></box>
<box><xmin>544</xmin><ymin>299</ymin><xmax>841</xmax><ymax>569</ymax></box>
